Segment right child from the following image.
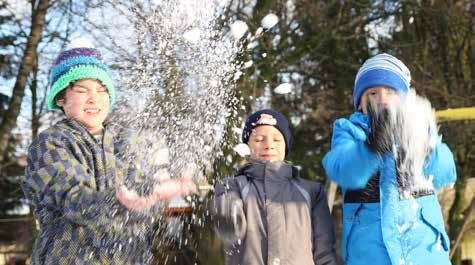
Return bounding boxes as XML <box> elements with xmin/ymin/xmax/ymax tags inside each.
<box><xmin>323</xmin><ymin>53</ymin><xmax>457</xmax><ymax>265</ymax></box>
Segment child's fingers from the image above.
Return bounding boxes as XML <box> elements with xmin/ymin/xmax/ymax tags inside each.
<box><xmin>152</xmin><ymin>178</ymin><xmax>196</xmax><ymax>201</ymax></box>
<box><xmin>180</xmin><ymin>178</ymin><xmax>197</xmax><ymax>194</ymax></box>
<box><xmin>116</xmin><ymin>186</ymin><xmax>152</xmax><ymax>212</ymax></box>
<box><xmin>116</xmin><ymin>186</ymin><xmax>139</xmax><ymax>201</ymax></box>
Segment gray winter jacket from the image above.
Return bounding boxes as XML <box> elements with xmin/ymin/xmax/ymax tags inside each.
<box><xmin>214</xmin><ymin>160</ymin><xmax>338</xmax><ymax>265</ymax></box>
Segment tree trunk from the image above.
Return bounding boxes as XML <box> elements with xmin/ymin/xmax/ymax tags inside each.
<box><xmin>467</xmin><ymin>2</ymin><xmax>474</xmax><ymax>94</ymax></box>
<box><xmin>450</xmin><ymin>198</ymin><xmax>475</xmax><ymax>259</ymax></box>
<box><xmin>0</xmin><ymin>0</ymin><xmax>50</xmax><ymax>160</ymax></box>
<box><xmin>30</xmin><ymin>53</ymin><xmax>40</xmax><ymax>140</ymax></box>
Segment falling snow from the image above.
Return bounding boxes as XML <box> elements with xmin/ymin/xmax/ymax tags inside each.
<box><xmin>261</xmin><ymin>13</ymin><xmax>279</xmax><ymax>29</ymax></box>
<box><xmin>230</xmin><ymin>20</ymin><xmax>249</xmax><ymax>39</ymax></box>
<box><xmin>274</xmin><ymin>83</ymin><xmax>293</xmax><ymax>94</ymax></box>
<box><xmin>233</xmin><ymin>143</ymin><xmax>251</xmax><ymax>157</ymax></box>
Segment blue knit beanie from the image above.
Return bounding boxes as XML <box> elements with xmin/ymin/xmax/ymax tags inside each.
<box><xmin>242</xmin><ymin>109</ymin><xmax>292</xmax><ymax>157</ymax></box>
<box><xmin>48</xmin><ymin>38</ymin><xmax>116</xmax><ymax>111</ymax></box>
<box><xmin>353</xmin><ymin>53</ymin><xmax>411</xmax><ymax>110</ymax></box>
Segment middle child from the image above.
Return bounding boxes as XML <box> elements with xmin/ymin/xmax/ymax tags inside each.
<box><xmin>213</xmin><ymin>109</ymin><xmax>338</xmax><ymax>265</ymax></box>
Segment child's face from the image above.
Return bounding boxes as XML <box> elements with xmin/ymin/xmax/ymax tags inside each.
<box><xmin>248</xmin><ymin>125</ymin><xmax>286</xmax><ymax>161</ymax></box>
<box><xmin>359</xmin><ymin>86</ymin><xmax>401</xmax><ymax>114</ymax></box>
<box><xmin>56</xmin><ymin>79</ymin><xmax>110</xmax><ymax>135</ymax></box>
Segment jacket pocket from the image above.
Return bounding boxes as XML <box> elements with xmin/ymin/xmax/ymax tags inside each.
<box><xmin>420</xmin><ymin>204</ymin><xmax>450</xmax><ymax>252</ymax></box>
<box><xmin>341</xmin><ymin>203</ymin><xmax>362</xmax><ymax>259</ymax></box>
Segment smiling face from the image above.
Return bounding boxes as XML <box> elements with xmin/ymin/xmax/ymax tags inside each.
<box><xmin>359</xmin><ymin>86</ymin><xmax>401</xmax><ymax>114</ymax></box>
<box><xmin>55</xmin><ymin>79</ymin><xmax>110</xmax><ymax>135</ymax></box>
<box><xmin>248</xmin><ymin>125</ymin><xmax>286</xmax><ymax>161</ymax></box>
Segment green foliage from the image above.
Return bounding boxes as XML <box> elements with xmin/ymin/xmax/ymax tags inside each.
<box><xmin>226</xmin><ymin>1</ymin><xmax>375</xmax><ymax>181</ymax></box>
<box><xmin>0</xmin><ymin>176</ymin><xmax>24</xmax><ymax>216</ymax></box>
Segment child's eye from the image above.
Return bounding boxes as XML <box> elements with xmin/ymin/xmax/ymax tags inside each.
<box><xmin>274</xmin><ymin>138</ymin><xmax>282</xmax><ymax>142</ymax></box>
<box><xmin>73</xmin><ymin>87</ymin><xmax>88</xmax><ymax>93</ymax></box>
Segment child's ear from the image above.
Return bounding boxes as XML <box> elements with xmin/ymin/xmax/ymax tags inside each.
<box><xmin>56</xmin><ymin>98</ymin><xmax>65</xmax><ymax>107</ymax></box>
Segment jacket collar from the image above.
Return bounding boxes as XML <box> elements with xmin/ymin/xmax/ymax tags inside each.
<box><xmin>237</xmin><ymin>160</ymin><xmax>296</xmax><ymax>180</ymax></box>
<box><xmin>57</xmin><ymin>118</ymin><xmax>114</xmax><ymax>144</ymax></box>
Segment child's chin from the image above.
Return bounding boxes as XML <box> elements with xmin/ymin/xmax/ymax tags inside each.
<box><xmin>260</xmin><ymin>157</ymin><xmax>280</xmax><ymax>161</ymax></box>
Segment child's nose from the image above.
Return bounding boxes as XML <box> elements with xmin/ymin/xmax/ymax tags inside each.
<box><xmin>86</xmin><ymin>91</ymin><xmax>99</xmax><ymax>103</ymax></box>
<box><xmin>264</xmin><ymin>139</ymin><xmax>275</xmax><ymax>149</ymax></box>
<box><xmin>379</xmin><ymin>92</ymin><xmax>387</xmax><ymax>102</ymax></box>
<box><xmin>378</xmin><ymin>91</ymin><xmax>391</xmax><ymax>105</ymax></box>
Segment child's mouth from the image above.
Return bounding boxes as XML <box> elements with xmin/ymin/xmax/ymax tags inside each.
<box><xmin>261</xmin><ymin>154</ymin><xmax>275</xmax><ymax>160</ymax></box>
<box><xmin>84</xmin><ymin>108</ymin><xmax>100</xmax><ymax>114</ymax></box>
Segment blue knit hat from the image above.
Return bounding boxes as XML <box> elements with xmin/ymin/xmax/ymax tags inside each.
<box><xmin>242</xmin><ymin>109</ymin><xmax>292</xmax><ymax>157</ymax></box>
<box><xmin>48</xmin><ymin>38</ymin><xmax>116</xmax><ymax>111</ymax></box>
<box><xmin>353</xmin><ymin>53</ymin><xmax>411</xmax><ymax>110</ymax></box>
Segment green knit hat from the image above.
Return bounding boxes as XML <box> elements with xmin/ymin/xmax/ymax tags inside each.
<box><xmin>48</xmin><ymin>39</ymin><xmax>116</xmax><ymax>110</ymax></box>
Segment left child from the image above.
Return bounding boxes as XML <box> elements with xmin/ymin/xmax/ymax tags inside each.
<box><xmin>22</xmin><ymin>40</ymin><xmax>196</xmax><ymax>265</ymax></box>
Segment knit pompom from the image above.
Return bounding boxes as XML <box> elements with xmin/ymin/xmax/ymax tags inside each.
<box><xmin>67</xmin><ymin>37</ymin><xmax>95</xmax><ymax>49</ymax></box>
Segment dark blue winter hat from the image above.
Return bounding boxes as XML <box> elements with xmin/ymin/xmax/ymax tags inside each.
<box><xmin>242</xmin><ymin>109</ymin><xmax>292</xmax><ymax>157</ymax></box>
<box><xmin>353</xmin><ymin>53</ymin><xmax>411</xmax><ymax>110</ymax></box>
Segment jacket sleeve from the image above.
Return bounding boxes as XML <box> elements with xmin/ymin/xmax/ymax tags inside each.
<box><xmin>22</xmin><ymin>134</ymin><xmax>125</xmax><ymax>230</ymax></box>
<box><xmin>211</xmin><ymin>176</ymin><xmax>247</xmax><ymax>243</ymax></box>
<box><xmin>312</xmin><ymin>185</ymin><xmax>338</xmax><ymax>265</ymax></box>
<box><xmin>424</xmin><ymin>141</ymin><xmax>457</xmax><ymax>189</ymax></box>
<box><xmin>213</xmin><ymin>176</ymin><xmax>243</xmax><ymax>213</ymax></box>
<box><xmin>322</xmin><ymin>118</ymin><xmax>380</xmax><ymax>189</ymax></box>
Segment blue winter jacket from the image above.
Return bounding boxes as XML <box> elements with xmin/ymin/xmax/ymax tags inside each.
<box><xmin>323</xmin><ymin>112</ymin><xmax>456</xmax><ymax>265</ymax></box>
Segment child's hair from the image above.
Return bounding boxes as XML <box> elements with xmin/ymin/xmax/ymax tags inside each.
<box><xmin>353</xmin><ymin>53</ymin><xmax>411</xmax><ymax>110</ymax></box>
<box><xmin>48</xmin><ymin>39</ymin><xmax>116</xmax><ymax>111</ymax></box>
<box><xmin>53</xmin><ymin>84</ymin><xmax>69</xmax><ymax>113</ymax></box>
<box><xmin>241</xmin><ymin>109</ymin><xmax>292</xmax><ymax>157</ymax></box>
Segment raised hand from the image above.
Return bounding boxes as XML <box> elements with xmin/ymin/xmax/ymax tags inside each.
<box><xmin>212</xmin><ymin>196</ymin><xmax>247</xmax><ymax>244</ymax></box>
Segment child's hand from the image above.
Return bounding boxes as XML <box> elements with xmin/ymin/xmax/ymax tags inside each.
<box><xmin>152</xmin><ymin>178</ymin><xmax>197</xmax><ymax>201</ymax></box>
<box><xmin>366</xmin><ymin>103</ymin><xmax>395</xmax><ymax>154</ymax></box>
<box><xmin>116</xmin><ymin>185</ymin><xmax>156</xmax><ymax>212</ymax></box>
<box><xmin>116</xmin><ymin>178</ymin><xmax>197</xmax><ymax>212</ymax></box>
<box><xmin>212</xmin><ymin>197</ymin><xmax>247</xmax><ymax>243</ymax></box>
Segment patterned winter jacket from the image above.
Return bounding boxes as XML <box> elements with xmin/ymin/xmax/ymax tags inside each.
<box><xmin>22</xmin><ymin>118</ymin><xmax>166</xmax><ymax>265</ymax></box>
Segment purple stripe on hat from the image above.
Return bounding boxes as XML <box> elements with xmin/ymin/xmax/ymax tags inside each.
<box><xmin>50</xmin><ymin>55</ymin><xmax>109</xmax><ymax>84</ymax></box>
<box><xmin>54</xmin><ymin>48</ymin><xmax>102</xmax><ymax>65</ymax></box>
